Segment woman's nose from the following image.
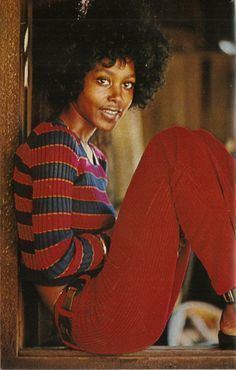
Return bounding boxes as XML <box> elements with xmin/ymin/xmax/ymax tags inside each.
<box><xmin>107</xmin><ymin>85</ymin><xmax>122</xmax><ymax>103</ymax></box>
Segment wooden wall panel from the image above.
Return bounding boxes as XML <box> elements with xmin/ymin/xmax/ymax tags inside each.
<box><xmin>1</xmin><ymin>0</ymin><xmax>22</xmax><ymax>362</ymax></box>
<box><xmin>204</xmin><ymin>54</ymin><xmax>232</xmax><ymax>141</ymax></box>
<box><xmin>142</xmin><ymin>52</ymin><xmax>233</xmax><ymax>146</ymax></box>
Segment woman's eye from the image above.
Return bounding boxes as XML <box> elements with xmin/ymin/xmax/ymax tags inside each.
<box><xmin>123</xmin><ymin>81</ymin><xmax>135</xmax><ymax>90</ymax></box>
<box><xmin>97</xmin><ymin>78</ymin><xmax>110</xmax><ymax>86</ymax></box>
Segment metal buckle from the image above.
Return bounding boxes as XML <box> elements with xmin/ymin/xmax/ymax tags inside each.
<box><xmin>61</xmin><ymin>279</ymin><xmax>86</xmax><ymax>311</ymax></box>
<box><xmin>223</xmin><ymin>288</ymin><xmax>236</xmax><ymax>304</ymax></box>
<box><xmin>62</xmin><ymin>287</ymin><xmax>78</xmax><ymax>311</ymax></box>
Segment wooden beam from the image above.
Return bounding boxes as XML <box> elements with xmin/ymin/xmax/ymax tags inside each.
<box><xmin>4</xmin><ymin>346</ymin><xmax>236</xmax><ymax>369</ymax></box>
<box><xmin>1</xmin><ymin>0</ymin><xmax>22</xmax><ymax>361</ymax></box>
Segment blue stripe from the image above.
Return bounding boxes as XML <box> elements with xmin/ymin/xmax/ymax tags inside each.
<box><xmin>77</xmin><ymin>237</ymin><xmax>93</xmax><ymax>273</ymax></box>
<box><xmin>35</xmin><ymin>229</ymin><xmax>73</xmax><ymax>250</ymax></box>
<box><xmin>12</xmin><ymin>180</ymin><xmax>32</xmax><ymax>199</ymax></box>
<box><xmin>31</xmin><ymin>162</ymin><xmax>76</xmax><ymax>181</ymax></box>
<box><xmin>45</xmin><ymin>241</ymin><xmax>76</xmax><ymax>278</ymax></box>
<box><xmin>33</xmin><ymin>197</ymin><xmax>72</xmax><ymax>214</ymax></box>
<box><xmin>72</xmin><ymin>199</ymin><xmax>115</xmax><ymax>215</ymax></box>
<box><xmin>74</xmin><ymin>173</ymin><xmax>107</xmax><ymax>190</ymax></box>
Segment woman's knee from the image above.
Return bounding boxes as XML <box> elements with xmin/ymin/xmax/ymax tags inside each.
<box><xmin>147</xmin><ymin>125</ymin><xmax>191</xmax><ymax>168</ymax></box>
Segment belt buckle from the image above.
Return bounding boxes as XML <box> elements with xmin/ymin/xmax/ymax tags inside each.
<box><xmin>62</xmin><ymin>286</ymin><xmax>78</xmax><ymax>312</ymax></box>
<box><xmin>223</xmin><ymin>288</ymin><xmax>236</xmax><ymax>304</ymax></box>
<box><xmin>62</xmin><ymin>279</ymin><xmax>86</xmax><ymax>311</ymax></box>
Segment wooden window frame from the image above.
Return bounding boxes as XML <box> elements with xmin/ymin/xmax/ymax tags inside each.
<box><xmin>1</xmin><ymin>0</ymin><xmax>235</xmax><ymax>368</ymax></box>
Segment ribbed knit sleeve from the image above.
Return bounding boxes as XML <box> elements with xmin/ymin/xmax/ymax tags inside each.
<box><xmin>13</xmin><ymin>122</ymin><xmax>115</xmax><ymax>286</ymax></box>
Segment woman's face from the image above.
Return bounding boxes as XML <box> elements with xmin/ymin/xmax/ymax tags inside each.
<box><xmin>74</xmin><ymin>59</ymin><xmax>136</xmax><ymax>132</ymax></box>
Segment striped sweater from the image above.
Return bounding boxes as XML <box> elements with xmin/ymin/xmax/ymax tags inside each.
<box><xmin>13</xmin><ymin>119</ymin><xmax>116</xmax><ymax>286</ymax></box>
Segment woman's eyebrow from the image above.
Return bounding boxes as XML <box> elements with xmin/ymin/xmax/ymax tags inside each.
<box><xmin>125</xmin><ymin>74</ymin><xmax>136</xmax><ymax>79</ymax></box>
<box><xmin>94</xmin><ymin>68</ymin><xmax>136</xmax><ymax>79</ymax></box>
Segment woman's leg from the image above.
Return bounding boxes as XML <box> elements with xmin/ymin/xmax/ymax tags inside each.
<box><xmin>55</xmin><ymin>126</ymin><xmax>235</xmax><ymax>354</ymax></box>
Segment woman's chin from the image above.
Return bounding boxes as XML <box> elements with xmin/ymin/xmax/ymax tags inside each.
<box><xmin>98</xmin><ymin>121</ymin><xmax>120</xmax><ymax>132</ymax></box>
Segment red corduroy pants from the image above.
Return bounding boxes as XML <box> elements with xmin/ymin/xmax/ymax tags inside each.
<box><xmin>54</xmin><ymin>126</ymin><xmax>236</xmax><ymax>354</ymax></box>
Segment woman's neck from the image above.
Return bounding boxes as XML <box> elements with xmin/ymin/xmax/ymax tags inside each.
<box><xmin>59</xmin><ymin>102</ymin><xmax>96</xmax><ymax>143</ymax></box>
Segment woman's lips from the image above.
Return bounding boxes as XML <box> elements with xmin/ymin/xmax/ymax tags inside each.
<box><xmin>100</xmin><ymin>108</ymin><xmax>122</xmax><ymax>121</ymax></box>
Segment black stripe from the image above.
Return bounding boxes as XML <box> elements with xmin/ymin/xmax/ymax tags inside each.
<box><xmin>15</xmin><ymin>210</ymin><xmax>32</xmax><ymax>225</ymax></box>
<box><xmin>51</xmin><ymin>118</ymin><xmax>67</xmax><ymax>127</ymax></box>
<box><xmin>27</xmin><ymin>129</ymin><xmax>84</xmax><ymax>158</ymax></box>
<box><xmin>14</xmin><ymin>154</ymin><xmax>30</xmax><ymax>174</ymax></box>
<box><xmin>20</xmin><ymin>264</ymin><xmax>81</xmax><ymax>286</ymax></box>
<box><xmin>12</xmin><ymin>180</ymin><xmax>32</xmax><ymax>199</ymax></box>
<box><xmin>19</xmin><ymin>239</ymin><xmax>34</xmax><ymax>253</ymax></box>
<box><xmin>99</xmin><ymin>158</ymin><xmax>107</xmax><ymax>173</ymax></box>
<box><xmin>100</xmin><ymin>232</ymin><xmax>111</xmax><ymax>252</ymax></box>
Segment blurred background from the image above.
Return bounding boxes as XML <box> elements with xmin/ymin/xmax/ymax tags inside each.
<box><xmin>20</xmin><ymin>0</ymin><xmax>235</xmax><ymax>347</ymax></box>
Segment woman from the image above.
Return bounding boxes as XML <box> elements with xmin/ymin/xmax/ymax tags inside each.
<box><xmin>13</xmin><ymin>0</ymin><xmax>235</xmax><ymax>354</ymax></box>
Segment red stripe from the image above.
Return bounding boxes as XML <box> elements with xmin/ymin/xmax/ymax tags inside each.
<box><xmin>73</xmin><ymin>186</ymin><xmax>111</xmax><ymax>204</ymax></box>
<box><xmin>33</xmin><ymin>213</ymin><xmax>71</xmax><ymax>233</ymax></box>
<box><xmin>72</xmin><ymin>213</ymin><xmax>114</xmax><ymax>230</ymax></box>
<box><xmin>83</xmin><ymin>234</ymin><xmax>104</xmax><ymax>269</ymax></box>
<box><xmin>16</xmin><ymin>143</ymin><xmax>31</xmax><ymax>167</ymax></box>
<box><xmin>21</xmin><ymin>237</ymin><xmax>74</xmax><ymax>270</ymax></box>
<box><xmin>34</xmin><ymin>122</ymin><xmax>59</xmax><ymax>135</ymax></box>
<box><xmin>18</xmin><ymin>223</ymin><xmax>34</xmax><ymax>241</ymax></box>
<box><xmin>31</xmin><ymin>145</ymin><xmax>78</xmax><ymax>171</ymax></box>
<box><xmin>13</xmin><ymin>167</ymin><xmax>31</xmax><ymax>185</ymax></box>
<box><xmin>14</xmin><ymin>194</ymin><xmax>32</xmax><ymax>212</ymax></box>
<box><xmin>31</xmin><ymin>213</ymin><xmax>114</xmax><ymax>237</ymax></box>
<box><xmin>57</xmin><ymin>238</ymin><xmax>84</xmax><ymax>277</ymax></box>
<box><xmin>33</xmin><ymin>178</ymin><xmax>73</xmax><ymax>198</ymax></box>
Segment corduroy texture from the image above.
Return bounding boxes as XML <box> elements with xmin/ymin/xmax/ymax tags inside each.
<box><xmin>13</xmin><ymin>119</ymin><xmax>115</xmax><ymax>286</ymax></box>
<box><xmin>54</xmin><ymin>126</ymin><xmax>235</xmax><ymax>354</ymax></box>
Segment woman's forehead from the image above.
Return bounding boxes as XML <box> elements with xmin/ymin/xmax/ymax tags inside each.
<box><xmin>92</xmin><ymin>58</ymin><xmax>135</xmax><ymax>76</ymax></box>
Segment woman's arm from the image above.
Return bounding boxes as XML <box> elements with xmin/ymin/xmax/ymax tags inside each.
<box><xmin>17</xmin><ymin>124</ymin><xmax>113</xmax><ymax>286</ymax></box>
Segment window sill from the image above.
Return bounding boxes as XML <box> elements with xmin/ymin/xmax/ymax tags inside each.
<box><xmin>3</xmin><ymin>346</ymin><xmax>235</xmax><ymax>369</ymax></box>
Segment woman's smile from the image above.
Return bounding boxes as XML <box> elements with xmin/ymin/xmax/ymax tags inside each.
<box><xmin>100</xmin><ymin>106</ymin><xmax>123</xmax><ymax>122</ymax></box>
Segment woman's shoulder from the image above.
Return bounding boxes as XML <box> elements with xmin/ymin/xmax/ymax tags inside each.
<box><xmin>26</xmin><ymin>119</ymin><xmax>78</xmax><ymax>149</ymax></box>
<box><xmin>15</xmin><ymin>120</ymin><xmax>80</xmax><ymax>165</ymax></box>
<box><xmin>31</xmin><ymin>118</ymin><xmax>72</xmax><ymax>137</ymax></box>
